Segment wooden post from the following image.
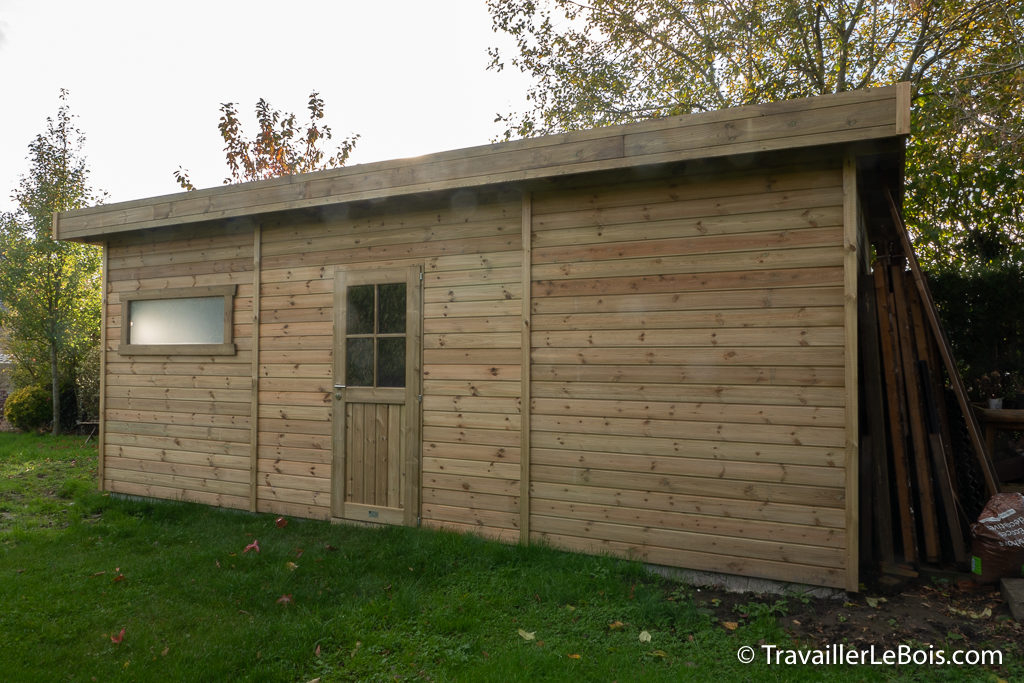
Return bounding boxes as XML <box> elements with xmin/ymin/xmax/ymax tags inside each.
<box><xmin>249</xmin><ymin>224</ymin><xmax>261</xmax><ymax>512</ymax></box>
<box><xmin>520</xmin><ymin>192</ymin><xmax>532</xmax><ymax>544</ymax></box>
<box><xmin>890</xmin><ymin>258</ymin><xmax>940</xmax><ymax>562</ymax></box>
<box><xmin>874</xmin><ymin>263</ymin><xmax>917</xmax><ymax>562</ymax></box>
<box><xmin>842</xmin><ymin>154</ymin><xmax>860</xmax><ymax>591</ymax></box>
<box><xmin>97</xmin><ymin>241</ymin><xmax>108</xmax><ymax>491</ymax></box>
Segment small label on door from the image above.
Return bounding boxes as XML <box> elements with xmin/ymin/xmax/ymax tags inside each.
<box><xmin>368</xmin><ymin>510</ymin><xmax>379</xmax><ymax>518</ymax></box>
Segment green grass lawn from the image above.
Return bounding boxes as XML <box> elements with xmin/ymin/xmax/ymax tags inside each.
<box><xmin>0</xmin><ymin>432</ymin><xmax>1018</xmax><ymax>682</ymax></box>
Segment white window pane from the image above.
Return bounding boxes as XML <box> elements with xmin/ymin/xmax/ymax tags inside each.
<box><xmin>129</xmin><ymin>297</ymin><xmax>225</xmax><ymax>345</ymax></box>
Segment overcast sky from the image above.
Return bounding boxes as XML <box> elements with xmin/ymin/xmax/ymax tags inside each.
<box><xmin>0</xmin><ymin>0</ymin><xmax>533</xmax><ymax>213</ymax></box>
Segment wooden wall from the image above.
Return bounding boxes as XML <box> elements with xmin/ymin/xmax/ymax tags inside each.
<box><xmin>527</xmin><ymin>162</ymin><xmax>851</xmax><ymax>588</ymax></box>
<box><xmin>255</xmin><ymin>193</ymin><xmax>522</xmax><ymax>531</ymax></box>
<box><xmin>99</xmin><ymin>158</ymin><xmax>858</xmax><ymax>588</ymax></box>
<box><xmin>103</xmin><ymin>222</ymin><xmax>255</xmax><ymax>509</ymax></box>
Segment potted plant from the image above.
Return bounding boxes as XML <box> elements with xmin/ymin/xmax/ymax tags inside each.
<box><xmin>973</xmin><ymin>371</ymin><xmax>1009</xmax><ymax>409</ymax></box>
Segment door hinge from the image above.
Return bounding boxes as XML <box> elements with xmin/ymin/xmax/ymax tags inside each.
<box><xmin>419</xmin><ymin>271</ymin><xmax>424</xmax><ymax>281</ymax></box>
<box><xmin>417</xmin><ymin>394</ymin><xmax>423</xmax><ymax>402</ymax></box>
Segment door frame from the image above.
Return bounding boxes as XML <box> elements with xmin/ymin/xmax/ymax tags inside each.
<box><xmin>331</xmin><ymin>264</ymin><xmax>422</xmax><ymax>526</ymax></box>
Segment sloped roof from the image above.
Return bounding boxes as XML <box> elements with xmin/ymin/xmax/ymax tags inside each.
<box><xmin>55</xmin><ymin>84</ymin><xmax>910</xmax><ymax>241</ymax></box>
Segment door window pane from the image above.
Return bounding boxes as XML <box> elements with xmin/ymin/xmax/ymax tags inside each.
<box><xmin>346</xmin><ymin>338</ymin><xmax>374</xmax><ymax>386</ymax></box>
<box><xmin>377</xmin><ymin>338</ymin><xmax>406</xmax><ymax>387</ymax></box>
<box><xmin>378</xmin><ymin>283</ymin><xmax>406</xmax><ymax>333</ymax></box>
<box><xmin>347</xmin><ymin>285</ymin><xmax>375</xmax><ymax>334</ymax></box>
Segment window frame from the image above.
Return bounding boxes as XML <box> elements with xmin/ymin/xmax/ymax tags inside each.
<box><xmin>119</xmin><ymin>285</ymin><xmax>237</xmax><ymax>356</ymax></box>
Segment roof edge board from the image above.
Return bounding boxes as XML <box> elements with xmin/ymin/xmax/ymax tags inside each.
<box><xmin>56</xmin><ymin>84</ymin><xmax>910</xmax><ymax>242</ymax></box>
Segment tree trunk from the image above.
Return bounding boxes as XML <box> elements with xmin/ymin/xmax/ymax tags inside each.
<box><xmin>50</xmin><ymin>342</ymin><xmax>61</xmax><ymax>436</ymax></box>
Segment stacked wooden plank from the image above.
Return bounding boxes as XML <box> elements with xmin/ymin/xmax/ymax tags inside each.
<box><xmin>859</xmin><ymin>192</ymin><xmax>1001</xmax><ymax>574</ymax></box>
<box><xmin>861</xmin><ymin>242</ymin><xmax>998</xmax><ymax>571</ymax></box>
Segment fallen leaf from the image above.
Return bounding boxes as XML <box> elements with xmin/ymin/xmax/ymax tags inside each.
<box><xmin>518</xmin><ymin>629</ymin><xmax>536</xmax><ymax>641</ymax></box>
<box><xmin>275</xmin><ymin>517</ymin><xmax>288</xmax><ymax>528</ymax></box>
<box><xmin>568</xmin><ymin>653</ymin><xmax>581</xmax><ymax>659</ymax></box>
<box><xmin>112</xmin><ymin>573</ymin><xmax>125</xmax><ymax>583</ymax></box>
<box><xmin>111</xmin><ymin>628</ymin><xmax>125</xmax><ymax>645</ymax></box>
<box><xmin>295</xmin><ymin>549</ymin><xmax>304</xmax><ymax>558</ymax></box>
<box><xmin>314</xmin><ymin>644</ymin><xmax>321</xmax><ymax>657</ymax></box>
<box><xmin>565</xmin><ymin>604</ymin><xmax>576</xmax><ymax>612</ymax></box>
<box><xmin>865</xmin><ymin>596</ymin><xmax>887</xmax><ymax>608</ymax></box>
<box><xmin>608</xmin><ymin>621</ymin><xmax>625</xmax><ymax>631</ymax></box>
<box><xmin>649</xmin><ymin>650</ymin><xmax>667</xmax><ymax>658</ymax></box>
<box><xmin>722</xmin><ymin>622</ymin><xmax>739</xmax><ymax>631</ymax></box>
<box><xmin>244</xmin><ymin>539</ymin><xmax>260</xmax><ymax>554</ymax></box>
<box><xmin>325</xmin><ymin>544</ymin><xmax>338</xmax><ymax>551</ymax></box>
<box><xmin>276</xmin><ymin>594</ymin><xmax>293</xmax><ymax>605</ymax></box>
<box><xmin>286</xmin><ymin>562</ymin><xmax>299</xmax><ymax>571</ymax></box>
<box><xmin>639</xmin><ymin>630</ymin><xmax>652</xmax><ymax>643</ymax></box>
<box><xmin>306</xmin><ymin>679</ymin><xmax>321</xmax><ymax>683</ymax></box>
<box><xmin>91</xmin><ymin>571</ymin><xmax>107</xmax><ymax>577</ymax></box>
<box><xmin>161</xmin><ymin>647</ymin><xmax>169</xmax><ymax>657</ymax></box>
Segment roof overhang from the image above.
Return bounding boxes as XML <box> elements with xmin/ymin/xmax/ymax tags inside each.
<box><xmin>55</xmin><ymin>83</ymin><xmax>911</xmax><ymax>242</ymax></box>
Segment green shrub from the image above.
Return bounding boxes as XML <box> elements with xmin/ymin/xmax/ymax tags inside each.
<box><xmin>3</xmin><ymin>385</ymin><xmax>52</xmax><ymax>432</ymax></box>
<box><xmin>929</xmin><ymin>264</ymin><xmax>1024</xmax><ymax>381</ymax></box>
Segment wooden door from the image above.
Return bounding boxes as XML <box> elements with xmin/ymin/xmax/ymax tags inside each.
<box><xmin>332</xmin><ymin>265</ymin><xmax>422</xmax><ymax>526</ymax></box>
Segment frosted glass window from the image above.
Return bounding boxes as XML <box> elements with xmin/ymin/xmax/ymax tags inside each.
<box><xmin>119</xmin><ymin>285</ymin><xmax>236</xmax><ymax>356</ymax></box>
<box><xmin>129</xmin><ymin>297</ymin><xmax>225</xmax><ymax>344</ymax></box>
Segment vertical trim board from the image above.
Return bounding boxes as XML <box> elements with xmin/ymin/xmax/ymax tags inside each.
<box><xmin>520</xmin><ymin>192</ymin><xmax>532</xmax><ymax>543</ymax></box>
<box><xmin>842</xmin><ymin>154</ymin><xmax>860</xmax><ymax>591</ymax></box>
<box><xmin>98</xmin><ymin>241</ymin><xmax>108</xmax><ymax>490</ymax></box>
<box><xmin>249</xmin><ymin>224</ymin><xmax>262</xmax><ymax>511</ymax></box>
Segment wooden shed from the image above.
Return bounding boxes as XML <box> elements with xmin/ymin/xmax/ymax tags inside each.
<box><xmin>55</xmin><ymin>84</ymin><xmax>912</xmax><ymax>590</ymax></box>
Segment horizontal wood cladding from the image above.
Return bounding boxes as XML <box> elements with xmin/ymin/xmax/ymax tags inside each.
<box><xmin>529</xmin><ymin>163</ymin><xmax>851</xmax><ymax>588</ymax></box>
<box><xmin>255</xmin><ymin>195</ymin><xmax>522</xmax><ymax>527</ymax></box>
<box><xmin>55</xmin><ymin>84</ymin><xmax>907</xmax><ymax>239</ymax></box>
<box><xmin>102</xmin><ymin>225</ymin><xmax>255</xmax><ymax>510</ymax></box>
<box><xmin>94</xmin><ymin>145</ymin><xmax>866</xmax><ymax>589</ymax></box>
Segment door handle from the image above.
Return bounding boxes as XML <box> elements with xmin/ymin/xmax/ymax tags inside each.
<box><xmin>333</xmin><ymin>384</ymin><xmax>347</xmax><ymax>399</ymax></box>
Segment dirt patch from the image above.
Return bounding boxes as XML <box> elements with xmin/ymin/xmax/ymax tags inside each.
<box><xmin>694</xmin><ymin>576</ymin><xmax>1023</xmax><ymax>656</ymax></box>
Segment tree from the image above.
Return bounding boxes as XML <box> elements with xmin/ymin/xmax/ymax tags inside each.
<box><xmin>175</xmin><ymin>91</ymin><xmax>359</xmax><ymax>190</ymax></box>
<box><xmin>488</xmin><ymin>0</ymin><xmax>1024</xmax><ymax>271</ymax></box>
<box><xmin>0</xmin><ymin>90</ymin><xmax>104</xmax><ymax>434</ymax></box>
